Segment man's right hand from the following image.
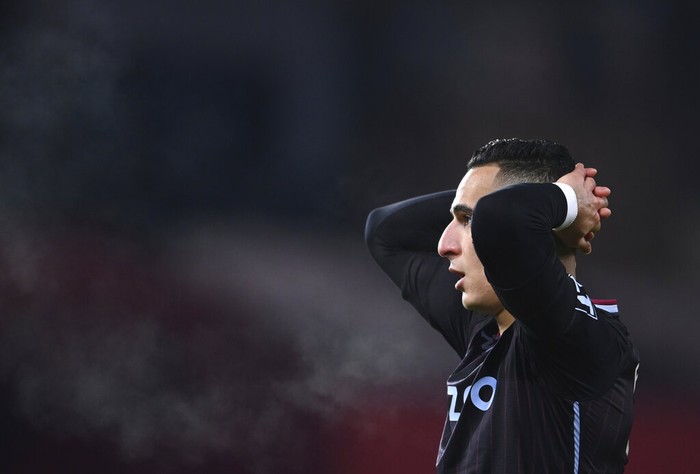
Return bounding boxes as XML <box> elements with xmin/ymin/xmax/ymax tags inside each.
<box><xmin>555</xmin><ymin>163</ymin><xmax>612</xmax><ymax>254</ymax></box>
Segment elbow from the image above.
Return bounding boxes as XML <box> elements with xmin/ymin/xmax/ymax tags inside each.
<box><xmin>364</xmin><ymin>207</ymin><xmax>387</xmax><ymax>247</ymax></box>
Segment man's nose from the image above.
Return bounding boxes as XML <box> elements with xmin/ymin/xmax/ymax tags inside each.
<box><xmin>437</xmin><ymin>221</ymin><xmax>460</xmax><ymax>257</ymax></box>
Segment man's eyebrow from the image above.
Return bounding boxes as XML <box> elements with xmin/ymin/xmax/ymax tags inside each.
<box><xmin>451</xmin><ymin>204</ymin><xmax>473</xmax><ymax>215</ymax></box>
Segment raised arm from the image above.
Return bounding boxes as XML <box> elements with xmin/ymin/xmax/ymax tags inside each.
<box><xmin>365</xmin><ymin>191</ymin><xmax>482</xmax><ymax>356</ymax></box>
<box><xmin>470</xmin><ymin>166</ymin><xmax>628</xmax><ymax>396</ymax></box>
<box><xmin>470</xmin><ymin>180</ymin><xmax>577</xmax><ymax>333</ymax></box>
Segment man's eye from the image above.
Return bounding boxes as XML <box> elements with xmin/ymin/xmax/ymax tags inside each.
<box><xmin>460</xmin><ymin>215</ymin><xmax>471</xmax><ymax>226</ymax></box>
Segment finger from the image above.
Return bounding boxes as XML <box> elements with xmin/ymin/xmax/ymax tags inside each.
<box><xmin>571</xmin><ymin>163</ymin><xmax>586</xmax><ymax>178</ymax></box>
<box><xmin>579</xmin><ymin>239</ymin><xmax>592</xmax><ymax>254</ymax></box>
<box><xmin>593</xmin><ymin>186</ymin><xmax>611</xmax><ymax>198</ymax></box>
<box><xmin>584</xmin><ymin>167</ymin><xmax>598</xmax><ymax>178</ymax></box>
<box><xmin>599</xmin><ymin>208</ymin><xmax>612</xmax><ymax>219</ymax></box>
<box><xmin>584</xmin><ymin>231</ymin><xmax>595</xmax><ymax>242</ymax></box>
<box><xmin>584</xmin><ymin>176</ymin><xmax>597</xmax><ymax>191</ymax></box>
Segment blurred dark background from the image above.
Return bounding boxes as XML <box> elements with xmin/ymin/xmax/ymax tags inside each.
<box><xmin>0</xmin><ymin>1</ymin><xmax>698</xmax><ymax>472</ymax></box>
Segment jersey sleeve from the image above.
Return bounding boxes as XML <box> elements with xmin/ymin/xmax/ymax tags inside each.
<box><xmin>365</xmin><ymin>191</ymin><xmax>484</xmax><ymax>357</ymax></box>
<box><xmin>471</xmin><ymin>183</ymin><xmax>636</xmax><ymax>397</ymax></box>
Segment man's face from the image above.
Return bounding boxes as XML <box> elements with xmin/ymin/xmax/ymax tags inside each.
<box><xmin>437</xmin><ymin>164</ymin><xmax>504</xmax><ymax>314</ymax></box>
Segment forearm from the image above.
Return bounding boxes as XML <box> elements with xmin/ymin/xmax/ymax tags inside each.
<box><xmin>365</xmin><ymin>190</ymin><xmax>475</xmax><ymax>356</ymax></box>
<box><xmin>365</xmin><ymin>190</ymin><xmax>454</xmax><ymax>287</ymax></box>
<box><xmin>471</xmin><ymin>183</ymin><xmax>568</xmax><ymax>289</ymax></box>
<box><xmin>471</xmin><ymin>183</ymin><xmax>575</xmax><ymax>331</ymax></box>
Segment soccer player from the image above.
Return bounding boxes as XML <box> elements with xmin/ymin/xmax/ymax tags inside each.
<box><xmin>365</xmin><ymin>139</ymin><xmax>639</xmax><ymax>473</ymax></box>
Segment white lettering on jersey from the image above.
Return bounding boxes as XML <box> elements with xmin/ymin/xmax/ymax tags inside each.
<box><xmin>469</xmin><ymin>376</ymin><xmax>498</xmax><ymax>411</ymax></box>
<box><xmin>447</xmin><ymin>376</ymin><xmax>498</xmax><ymax>421</ymax></box>
<box><xmin>569</xmin><ymin>275</ymin><xmax>597</xmax><ymax>320</ymax></box>
<box><xmin>447</xmin><ymin>386</ymin><xmax>460</xmax><ymax>421</ymax></box>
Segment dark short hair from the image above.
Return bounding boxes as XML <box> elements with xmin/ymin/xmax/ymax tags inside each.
<box><xmin>467</xmin><ymin>138</ymin><xmax>575</xmax><ymax>184</ymax></box>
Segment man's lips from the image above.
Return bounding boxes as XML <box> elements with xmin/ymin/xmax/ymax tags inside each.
<box><xmin>449</xmin><ymin>266</ymin><xmax>465</xmax><ymax>291</ymax></box>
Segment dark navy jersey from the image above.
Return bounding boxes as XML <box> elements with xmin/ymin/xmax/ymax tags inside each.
<box><xmin>365</xmin><ymin>185</ymin><xmax>639</xmax><ymax>474</ymax></box>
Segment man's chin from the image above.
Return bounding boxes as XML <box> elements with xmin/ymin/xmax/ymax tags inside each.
<box><xmin>461</xmin><ymin>294</ymin><xmax>500</xmax><ymax>315</ymax></box>
<box><xmin>461</xmin><ymin>294</ymin><xmax>480</xmax><ymax>311</ymax></box>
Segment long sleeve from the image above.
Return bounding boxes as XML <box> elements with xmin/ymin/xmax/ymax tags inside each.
<box><xmin>471</xmin><ymin>183</ymin><xmax>635</xmax><ymax>398</ymax></box>
<box><xmin>471</xmin><ymin>182</ymin><xmax>574</xmax><ymax>334</ymax></box>
<box><xmin>365</xmin><ymin>191</ymin><xmax>485</xmax><ymax>357</ymax></box>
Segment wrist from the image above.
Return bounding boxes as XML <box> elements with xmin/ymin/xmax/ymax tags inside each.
<box><xmin>552</xmin><ymin>183</ymin><xmax>578</xmax><ymax>231</ymax></box>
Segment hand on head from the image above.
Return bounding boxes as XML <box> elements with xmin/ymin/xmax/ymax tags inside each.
<box><xmin>555</xmin><ymin>163</ymin><xmax>612</xmax><ymax>254</ymax></box>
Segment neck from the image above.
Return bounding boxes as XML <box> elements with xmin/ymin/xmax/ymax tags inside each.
<box><xmin>496</xmin><ymin>310</ymin><xmax>515</xmax><ymax>334</ymax></box>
